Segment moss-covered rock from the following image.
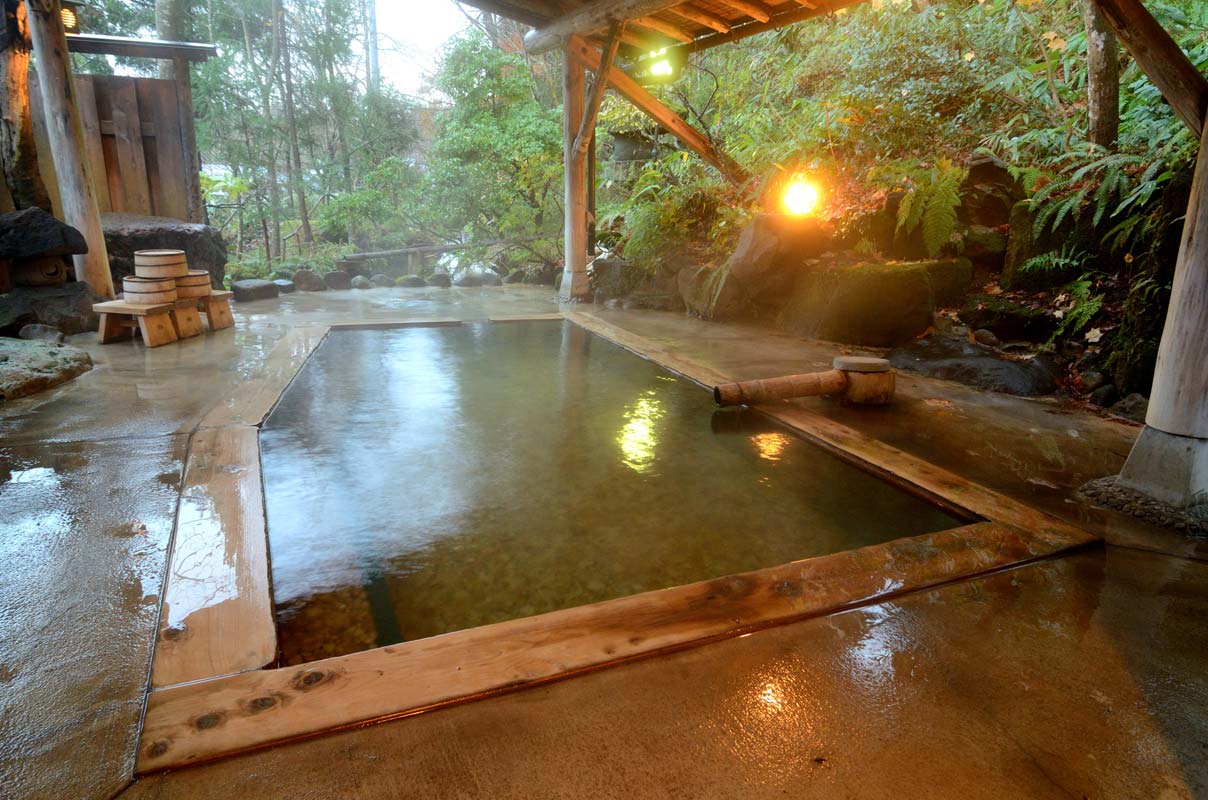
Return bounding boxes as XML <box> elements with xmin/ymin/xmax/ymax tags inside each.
<box><xmin>962</xmin><ymin>225</ymin><xmax>1008</xmax><ymax>267</ymax></box>
<box><xmin>921</xmin><ymin>257</ymin><xmax>973</xmax><ymax>307</ymax></box>
<box><xmin>960</xmin><ymin>294</ymin><xmax>1057</xmax><ymax>342</ymax></box>
<box><xmin>779</xmin><ymin>261</ymin><xmax>934</xmax><ymax>347</ymax></box>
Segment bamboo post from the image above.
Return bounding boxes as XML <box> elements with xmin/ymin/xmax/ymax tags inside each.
<box><xmin>26</xmin><ymin>0</ymin><xmax>113</xmax><ymax>298</ymax></box>
<box><xmin>1118</xmin><ymin>108</ymin><xmax>1208</xmax><ymax>508</ymax></box>
<box><xmin>558</xmin><ymin>40</ymin><xmax>590</xmax><ymax>301</ymax></box>
<box><xmin>714</xmin><ymin>357</ymin><xmax>895</xmax><ymax>407</ymax></box>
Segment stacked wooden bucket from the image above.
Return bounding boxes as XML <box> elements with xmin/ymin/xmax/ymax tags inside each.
<box><xmin>123</xmin><ymin>250</ymin><xmax>211</xmax><ymax>303</ymax></box>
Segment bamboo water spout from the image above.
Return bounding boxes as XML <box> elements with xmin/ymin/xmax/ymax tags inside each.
<box><xmin>714</xmin><ymin>356</ymin><xmax>895</xmax><ymax>407</ymax></box>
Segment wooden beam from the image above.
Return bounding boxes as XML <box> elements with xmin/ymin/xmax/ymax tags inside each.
<box><xmin>65</xmin><ymin>33</ymin><xmax>216</xmax><ymax>61</ymax></box>
<box><xmin>712</xmin><ymin>0</ymin><xmax>771</xmax><ymax>24</ymax></box>
<box><xmin>526</xmin><ymin>0</ymin><xmax>686</xmax><ymax>54</ymax></box>
<box><xmin>666</xmin><ymin>4</ymin><xmax>730</xmax><ymax>34</ymax></box>
<box><xmin>559</xmin><ymin>40</ymin><xmax>590</xmax><ymax>300</ymax></box>
<box><xmin>685</xmin><ymin>0</ymin><xmax>867</xmax><ymax>53</ymax></box>
<box><xmin>573</xmin><ymin>23</ymin><xmax>623</xmax><ymax>158</ymax></box>
<box><xmin>27</xmin><ymin>0</ymin><xmax>114</xmax><ymax>298</ymax></box>
<box><xmin>631</xmin><ymin>15</ymin><xmax>693</xmax><ymax>43</ymax></box>
<box><xmin>568</xmin><ymin>36</ymin><xmax>748</xmax><ymax>186</ymax></box>
<box><xmin>173</xmin><ymin>57</ymin><xmax>204</xmax><ymax>223</ymax></box>
<box><xmin>151</xmin><ymin>427</ymin><xmax>276</xmax><ymax>689</ymax></box>
<box><xmin>1090</xmin><ymin>0</ymin><xmax>1208</xmax><ymax>139</ymax></box>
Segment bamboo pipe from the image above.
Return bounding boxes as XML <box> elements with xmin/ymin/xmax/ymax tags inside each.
<box><xmin>714</xmin><ymin>356</ymin><xmax>895</xmax><ymax>407</ymax></box>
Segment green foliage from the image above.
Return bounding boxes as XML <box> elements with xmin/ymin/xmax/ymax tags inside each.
<box><xmin>1020</xmin><ymin>244</ymin><xmax>1091</xmax><ymax>276</ymax></box>
<box><xmin>877</xmin><ymin>159</ymin><xmax>965</xmax><ymax>258</ymax></box>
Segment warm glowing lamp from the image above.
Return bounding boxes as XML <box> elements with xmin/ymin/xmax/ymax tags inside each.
<box><xmin>61</xmin><ymin>1</ymin><xmax>85</xmax><ymax>34</ymax></box>
<box><xmin>783</xmin><ymin>178</ymin><xmax>820</xmax><ymax>216</ymax></box>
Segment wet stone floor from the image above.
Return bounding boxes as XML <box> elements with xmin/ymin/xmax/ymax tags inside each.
<box><xmin>0</xmin><ymin>286</ymin><xmax>1204</xmax><ymax>800</ymax></box>
<box><xmin>261</xmin><ymin>322</ymin><xmax>959</xmax><ymax>662</ymax></box>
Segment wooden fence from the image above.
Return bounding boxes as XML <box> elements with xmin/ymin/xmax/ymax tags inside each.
<box><xmin>29</xmin><ymin>73</ymin><xmax>204</xmax><ymax>224</ymax></box>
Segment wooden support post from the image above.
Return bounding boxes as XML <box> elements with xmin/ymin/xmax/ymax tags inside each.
<box><xmin>173</xmin><ymin>56</ymin><xmax>204</xmax><ymax>223</ymax></box>
<box><xmin>1085</xmin><ymin>0</ymin><xmax>1208</xmax><ymax>508</ymax></box>
<box><xmin>559</xmin><ymin>41</ymin><xmax>590</xmax><ymax>301</ymax></box>
<box><xmin>572</xmin><ymin>22</ymin><xmax>623</xmax><ymax>159</ymax></box>
<box><xmin>1090</xmin><ymin>0</ymin><xmax>1208</xmax><ymax>140</ymax></box>
<box><xmin>26</xmin><ymin>0</ymin><xmax>114</xmax><ymax>298</ymax></box>
<box><xmin>568</xmin><ymin>36</ymin><xmax>748</xmax><ymax>186</ymax></box>
<box><xmin>1118</xmin><ymin>109</ymin><xmax>1208</xmax><ymax>508</ymax></box>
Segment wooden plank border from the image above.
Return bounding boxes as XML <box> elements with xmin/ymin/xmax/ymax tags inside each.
<box><xmin>137</xmin><ymin>312</ymin><xmax>1097</xmax><ymax>773</ymax></box>
<box><xmin>151</xmin><ymin>427</ymin><xmax>275</xmax><ymax>688</ymax></box>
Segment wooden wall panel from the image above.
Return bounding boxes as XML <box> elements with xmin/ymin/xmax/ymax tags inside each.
<box><xmin>137</xmin><ymin>78</ymin><xmax>188</xmax><ymax>219</ymax></box>
<box><xmin>74</xmin><ymin>76</ymin><xmax>111</xmax><ymax>212</ymax></box>
<box><xmin>30</xmin><ymin>71</ymin><xmax>198</xmax><ymax>222</ymax></box>
<box><xmin>98</xmin><ymin>76</ymin><xmax>152</xmax><ymax>214</ymax></box>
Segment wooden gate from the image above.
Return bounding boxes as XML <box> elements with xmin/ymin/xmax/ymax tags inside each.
<box><xmin>29</xmin><ymin>73</ymin><xmax>204</xmax><ymax>223</ymax></box>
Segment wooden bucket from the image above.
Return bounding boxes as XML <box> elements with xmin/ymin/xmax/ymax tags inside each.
<box><xmin>175</xmin><ymin>270</ymin><xmax>212</xmax><ymax>299</ymax></box>
<box><xmin>123</xmin><ymin>276</ymin><xmax>177</xmax><ymax>305</ymax></box>
<box><xmin>134</xmin><ymin>249</ymin><xmax>189</xmax><ymax>279</ymax></box>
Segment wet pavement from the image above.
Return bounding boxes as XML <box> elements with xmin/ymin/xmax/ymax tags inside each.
<box><xmin>0</xmin><ymin>285</ymin><xmax>1203</xmax><ymax>799</ymax></box>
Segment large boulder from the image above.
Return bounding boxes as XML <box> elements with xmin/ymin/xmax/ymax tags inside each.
<box><xmin>958</xmin><ymin>153</ymin><xmax>1024</xmax><ymax>229</ymax></box>
<box><xmin>481</xmin><ymin>272</ymin><xmax>502</xmax><ymax>286</ymax></box>
<box><xmin>888</xmin><ymin>336</ymin><xmax>1057</xmax><ymax>396</ymax></box>
<box><xmin>0</xmin><ymin>338</ymin><xmax>92</xmax><ymax>401</ymax></box>
<box><xmin>454</xmin><ymin>273</ymin><xmax>484</xmax><ymax>287</ymax></box>
<box><xmin>396</xmin><ymin>275</ymin><xmax>426</xmax><ymax>288</ymax></box>
<box><xmin>231</xmin><ymin>279</ymin><xmax>279</xmax><ymax>302</ymax></box>
<box><xmin>351</xmin><ymin>275</ymin><xmax>372</xmax><ymax>289</ymax></box>
<box><xmin>370</xmin><ymin>273</ymin><xmax>393</xmax><ymax>287</ymax></box>
<box><xmin>292</xmin><ymin>269</ymin><xmax>326</xmax><ymax>292</ymax></box>
<box><xmin>0</xmin><ymin>283</ymin><xmax>102</xmax><ymax>336</ymax></box>
<box><xmin>922</xmin><ymin>257</ymin><xmax>974</xmax><ymax>307</ymax></box>
<box><xmin>101</xmin><ymin>212</ymin><xmax>227</xmax><ymax>288</ymax></box>
<box><xmin>778</xmin><ymin>260</ymin><xmax>934</xmax><ymax>347</ymax></box>
<box><xmin>323</xmin><ymin>270</ymin><xmax>352</xmax><ymax>290</ymax></box>
<box><xmin>707</xmin><ymin>214</ymin><xmax>832</xmax><ymax>319</ymax></box>
<box><xmin>0</xmin><ymin>207</ymin><xmax>87</xmax><ymax>259</ymax></box>
<box><xmin>427</xmin><ymin>272</ymin><xmax>452</xmax><ymax>288</ymax></box>
<box><xmin>273</xmin><ymin>279</ymin><xmax>296</xmax><ymax>294</ymax></box>
<box><xmin>961</xmin><ymin>293</ymin><xmax>1058</xmax><ymax>342</ymax></box>
<box><xmin>590</xmin><ymin>256</ymin><xmax>646</xmax><ymax>299</ymax></box>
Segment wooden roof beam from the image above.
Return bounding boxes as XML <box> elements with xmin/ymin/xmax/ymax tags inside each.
<box><xmin>1090</xmin><ymin>0</ymin><xmax>1207</xmax><ymax>139</ymax></box>
<box><xmin>666</xmin><ymin>4</ymin><xmax>731</xmax><ymax>34</ymax></box>
<box><xmin>573</xmin><ymin>23</ymin><xmax>624</xmax><ymax>157</ymax></box>
<box><xmin>711</xmin><ymin>0</ymin><xmax>771</xmax><ymax>24</ymax></box>
<box><xmin>526</xmin><ymin>0</ymin><xmax>688</xmax><ymax>54</ymax></box>
<box><xmin>567</xmin><ymin>36</ymin><xmax>748</xmax><ymax>185</ymax></box>
<box><xmin>632</xmin><ymin>15</ymin><xmax>694</xmax><ymax>43</ymax></box>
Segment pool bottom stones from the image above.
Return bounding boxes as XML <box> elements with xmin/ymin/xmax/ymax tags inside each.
<box><xmin>137</xmin><ymin>313</ymin><xmax>1098</xmax><ymax>774</ymax></box>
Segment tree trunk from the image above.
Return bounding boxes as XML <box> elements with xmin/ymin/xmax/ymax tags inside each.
<box><xmin>155</xmin><ymin>0</ymin><xmax>188</xmax><ymax>79</ymax></box>
<box><xmin>26</xmin><ymin>0</ymin><xmax>114</xmax><ymax>298</ymax></box>
<box><xmin>0</xmin><ymin>0</ymin><xmax>49</xmax><ymax>211</ymax></box>
<box><xmin>1080</xmin><ymin>0</ymin><xmax>1120</xmax><ymax>150</ymax></box>
<box><xmin>365</xmin><ymin>0</ymin><xmax>378</xmax><ymax>94</ymax></box>
<box><xmin>280</xmin><ymin>12</ymin><xmax>312</xmax><ymax>243</ymax></box>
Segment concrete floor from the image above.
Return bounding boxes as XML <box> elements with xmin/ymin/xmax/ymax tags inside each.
<box><xmin>1</xmin><ymin>286</ymin><xmax>1205</xmax><ymax>799</ymax></box>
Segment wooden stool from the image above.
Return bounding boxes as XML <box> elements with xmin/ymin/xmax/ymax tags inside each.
<box><xmin>170</xmin><ymin>298</ymin><xmax>205</xmax><ymax>339</ymax></box>
<box><xmin>93</xmin><ymin>300</ymin><xmax>179</xmax><ymax>348</ymax></box>
<box><xmin>196</xmin><ymin>290</ymin><xmax>235</xmax><ymax>331</ymax></box>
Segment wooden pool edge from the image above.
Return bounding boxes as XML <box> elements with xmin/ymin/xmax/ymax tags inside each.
<box><xmin>137</xmin><ymin>312</ymin><xmax>1100</xmax><ymax>774</ymax></box>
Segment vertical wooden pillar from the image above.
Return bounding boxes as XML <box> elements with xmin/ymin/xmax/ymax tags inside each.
<box><xmin>26</xmin><ymin>0</ymin><xmax>113</xmax><ymax>298</ymax></box>
<box><xmin>173</xmin><ymin>56</ymin><xmax>204</xmax><ymax>224</ymax></box>
<box><xmin>1118</xmin><ymin>110</ymin><xmax>1208</xmax><ymax>507</ymax></box>
<box><xmin>558</xmin><ymin>41</ymin><xmax>590</xmax><ymax>301</ymax></box>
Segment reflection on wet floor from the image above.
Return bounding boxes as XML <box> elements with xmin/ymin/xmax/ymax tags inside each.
<box><xmin>260</xmin><ymin>321</ymin><xmax>962</xmax><ymax>664</ymax></box>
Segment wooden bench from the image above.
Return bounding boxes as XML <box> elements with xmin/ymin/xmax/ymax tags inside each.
<box><xmin>195</xmin><ymin>290</ymin><xmax>234</xmax><ymax>331</ymax></box>
<box><xmin>171</xmin><ymin>298</ymin><xmax>204</xmax><ymax>339</ymax></box>
<box><xmin>93</xmin><ymin>300</ymin><xmax>178</xmax><ymax>347</ymax></box>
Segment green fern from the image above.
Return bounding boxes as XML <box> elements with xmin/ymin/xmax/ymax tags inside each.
<box><xmin>889</xmin><ymin>159</ymin><xmax>966</xmax><ymax>258</ymax></box>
